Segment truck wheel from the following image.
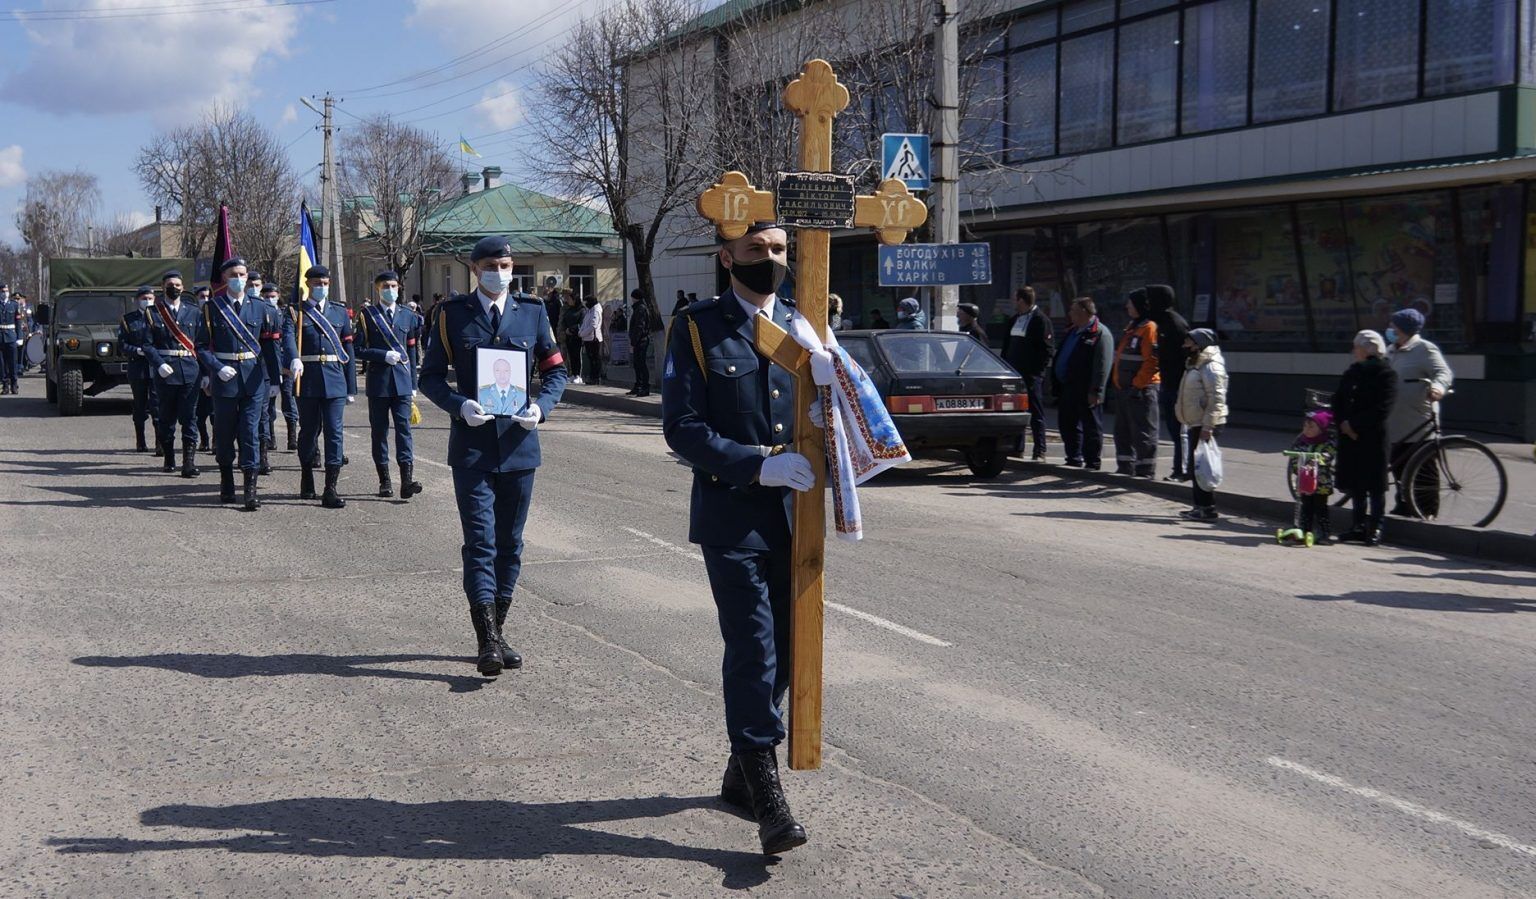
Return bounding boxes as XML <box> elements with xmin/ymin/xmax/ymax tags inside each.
<box><xmin>58</xmin><ymin>364</ymin><xmax>84</xmax><ymax>416</ymax></box>
<box><xmin>45</xmin><ymin>373</ymin><xmax>57</xmax><ymax>404</ymax></box>
<box><xmin>965</xmin><ymin>438</ymin><xmax>1008</xmax><ymax>478</ymax></box>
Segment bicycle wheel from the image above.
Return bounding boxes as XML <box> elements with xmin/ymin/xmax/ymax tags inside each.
<box><xmin>1404</xmin><ymin>436</ymin><xmax>1507</xmax><ymax>528</ymax></box>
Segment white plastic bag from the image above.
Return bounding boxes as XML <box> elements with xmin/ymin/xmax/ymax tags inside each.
<box><xmin>1194</xmin><ymin>437</ymin><xmax>1224</xmax><ymax>492</ymax></box>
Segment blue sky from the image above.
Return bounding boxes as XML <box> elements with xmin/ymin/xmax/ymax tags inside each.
<box><xmin>0</xmin><ymin>0</ymin><xmax>637</xmax><ymax>244</ymax></box>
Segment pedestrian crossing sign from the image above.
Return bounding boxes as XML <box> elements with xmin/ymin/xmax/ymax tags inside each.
<box><xmin>881</xmin><ymin>133</ymin><xmax>931</xmax><ymax>191</ymax></box>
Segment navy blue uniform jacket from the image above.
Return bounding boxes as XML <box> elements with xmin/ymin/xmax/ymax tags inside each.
<box><xmin>356</xmin><ymin>304</ymin><xmax>423</xmax><ymax>398</ymax></box>
<box><xmin>290</xmin><ymin>302</ymin><xmax>357</xmax><ymax>399</ymax></box>
<box><xmin>195</xmin><ymin>297</ymin><xmax>289</xmax><ymax>399</ymax></box>
<box><xmin>143</xmin><ymin>302</ymin><xmax>205</xmax><ymax>386</ymax></box>
<box><xmin>419</xmin><ymin>291</ymin><xmax>568</xmax><ymax>472</ymax></box>
<box><xmin>117</xmin><ymin>308</ymin><xmax>155</xmax><ymax>381</ymax></box>
<box><xmin>660</xmin><ymin>292</ymin><xmax>799</xmax><ymax>550</ymax></box>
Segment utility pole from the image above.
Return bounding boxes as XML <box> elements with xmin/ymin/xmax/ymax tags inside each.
<box><xmin>931</xmin><ymin>0</ymin><xmax>960</xmax><ymax>332</ymax></box>
<box><xmin>305</xmin><ymin>93</ymin><xmax>348</xmax><ymax>305</ymax></box>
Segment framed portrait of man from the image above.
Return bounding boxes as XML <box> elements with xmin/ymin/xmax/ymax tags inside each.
<box><xmin>476</xmin><ymin>346</ymin><xmax>529</xmax><ymax>417</ymax></box>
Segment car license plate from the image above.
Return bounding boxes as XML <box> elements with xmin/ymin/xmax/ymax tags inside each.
<box><xmin>935</xmin><ymin>397</ymin><xmax>985</xmax><ymax>411</ymax></box>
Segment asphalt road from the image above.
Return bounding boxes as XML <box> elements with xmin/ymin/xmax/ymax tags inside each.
<box><xmin>3</xmin><ymin>378</ymin><xmax>1535</xmax><ymax>898</ymax></box>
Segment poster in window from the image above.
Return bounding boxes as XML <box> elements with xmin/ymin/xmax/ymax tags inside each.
<box><xmin>476</xmin><ymin>347</ymin><xmax>529</xmax><ymax>417</ymax></box>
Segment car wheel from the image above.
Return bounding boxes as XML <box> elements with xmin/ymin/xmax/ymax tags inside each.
<box><xmin>965</xmin><ymin>437</ymin><xmax>1007</xmax><ymax>478</ymax></box>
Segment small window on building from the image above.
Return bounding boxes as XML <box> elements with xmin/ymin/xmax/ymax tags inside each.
<box><xmin>1333</xmin><ymin>0</ymin><xmax>1421</xmax><ymax>110</ymax></box>
<box><xmin>1009</xmin><ymin>10</ymin><xmax>1056</xmax><ymax>46</ymax></box>
<box><xmin>511</xmin><ymin>264</ymin><xmax>534</xmax><ymax>295</ymax></box>
<box><xmin>1424</xmin><ymin>0</ymin><xmax>1517</xmax><ymax>95</ymax></box>
<box><xmin>1058</xmin><ymin>30</ymin><xmax>1115</xmax><ymax>153</ymax></box>
<box><xmin>1182</xmin><ymin>0</ymin><xmax>1250</xmax><ymax>133</ymax></box>
<box><xmin>568</xmin><ymin>265</ymin><xmax>595</xmax><ymax>300</ymax></box>
<box><xmin>1117</xmin><ymin>11</ymin><xmax>1180</xmax><ymax>143</ymax></box>
<box><xmin>1252</xmin><ymin>0</ymin><xmax>1331</xmax><ymax>123</ymax></box>
<box><xmin>1008</xmin><ymin>43</ymin><xmax>1058</xmax><ymax>159</ymax></box>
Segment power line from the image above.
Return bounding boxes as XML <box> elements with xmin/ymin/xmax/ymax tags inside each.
<box><xmin>3</xmin><ymin>0</ymin><xmax>336</xmax><ymax>22</ymax></box>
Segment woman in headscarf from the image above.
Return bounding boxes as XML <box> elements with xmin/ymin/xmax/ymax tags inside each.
<box><xmin>1332</xmin><ymin>330</ymin><xmax>1397</xmax><ymax>546</ymax></box>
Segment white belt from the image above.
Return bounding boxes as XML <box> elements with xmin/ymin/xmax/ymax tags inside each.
<box><xmin>0</xmin><ymin>324</ymin><xmax>14</xmax><ymax>330</ymax></box>
<box><xmin>215</xmin><ymin>351</ymin><xmax>257</xmax><ymax>361</ymax></box>
<box><xmin>299</xmin><ymin>354</ymin><xmax>341</xmax><ymax>362</ymax></box>
<box><xmin>160</xmin><ymin>349</ymin><xmax>194</xmax><ymax>357</ymax></box>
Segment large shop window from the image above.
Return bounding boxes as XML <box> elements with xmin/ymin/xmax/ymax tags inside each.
<box><xmin>1009</xmin><ymin>44</ymin><xmax>1058</xmax><ymax>159</ymax></box>
<box><xmin>1059</xmin><ymin>30</ymin><xmax>1115</xmax><ymax>153</ymax></box>
<box><xmin>1212</xmin><ymin>206</ymin><xmax>1308</xmax><ymax>343</ymax></box>
<box><xmin>1181</xmin><ymin>0</ymin><xmax>1250</xmax><ymax>134</ymax></box>
<box><xmin>1424</xmin><ymin>0</ymin><xmax>1517</xmax><ymax>95</ymax></box>
<box><xmin>1060</xmin><ymin>217</ymin><xmax>1170</xmax><ymax>336</ymax></box>
<box><xmin>1296</xmin><ymin>201</ymin><xmax>1361</xmax><ymax>348</ymax></box>
<box><xmin>962</xmin><ymin>54</ymin><xmax>1006</xmax><ymax>163</ymax></box>
<box><xmin>1117</xmin><ymin>12</ymin><xmax>1180</xmax><ymax>143</ymax></box>
<box><xmin>1334</xmin><ymin>0</ymin><xmax>1421</xmax><ymax>110</ymax></box>
<box><xmin>1252</xmin><ymin>0</ymin><xmax>1331</xmax><ymax>123</ymax></box>
<box><xmin>1062</xmin><ymin>0</ymin><xmax>1114</xmax><ymax>33</ymax></box>
<box><xmin>1342</xmin><ymin>192</ymin><xmax>1460</xmax><ymax>343</ymax></box>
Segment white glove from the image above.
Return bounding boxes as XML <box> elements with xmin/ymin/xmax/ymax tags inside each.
<box><xmin>346</xmin><ymin>395</ymin><xmax>355</xmax><ymax>404</ymax></box>
<box><xmin>199</xmin><ymin>376</ymin><xmax>210</xmax><ymax>389</ymax></box>
<box><xmin>509</xmin><ymin>405</ymin><xmax>540</xmax><ymax>430</ymax></box>
<box><xmin>268</xmin><ymin>385</ymin><xmax>279</xmax><ymax>399</ymax></box>
<box><xmin>12</xmin><ymin>340</ymin><xmax>19</xmax><ymax>347</ymax></box>
<box><xmin>460</xmin><ymin>399</ymin><xmax>494</xmax><ymax>427</ymax></box>
<box><xmin>290</xmin><ymin>358</ymin><xmax>304</xmax><ymax>377</ymax></box>
<box><xmin>809</xmin><ymin>396</ymin><xmax>825</xmax><ymax>429</ymax></box>
<box><xmin>758</xmin><ymin>452</ymin><xmax>815</xmax><ymax>492</ymax></box>
<box><xmin>809</xmin><ymin>348</ymin><xmax>835</xmax><ymax>386</ymax></box>
<box><xmin>385</xmin><ymin>350</ymin><xmax>402</xmax><ymax>365</ymax></box>
<box><xmin>158</xmin><ymin>363</ymin><xmax>174</xmax><ymax>378</ymax></box>
<box><xmin>217</xmin><ymin>365</ymin><xmax>237</xmax><ymax>382</ymax></box>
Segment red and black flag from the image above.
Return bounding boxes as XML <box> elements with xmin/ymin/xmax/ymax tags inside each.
<box><xmin>210</xmin><ymin>203</ymin><xmax>234</xmax><ymax>298</ymax></box>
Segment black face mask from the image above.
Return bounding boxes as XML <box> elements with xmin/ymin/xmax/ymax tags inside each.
<box><xmin>728</xmin><ymin>256</ymin><xmax>788</xmax><ymax>296</ymax></box>
<box><xmin>164</xmin><ymin>285</ymin><xmax>182</xmax><ymax>301</ymax></box>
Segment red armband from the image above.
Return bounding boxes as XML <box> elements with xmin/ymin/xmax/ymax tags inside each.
<box><xmin>539</xmin><ymin>352</ymin><xmax>564</xmax><ymax>372</ymax></box>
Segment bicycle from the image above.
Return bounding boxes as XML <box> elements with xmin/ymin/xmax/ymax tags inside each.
<box><xmin>1286</xmin><ymin>385</ymin><xmax>1507</xmax><ymax>528</ymax></box>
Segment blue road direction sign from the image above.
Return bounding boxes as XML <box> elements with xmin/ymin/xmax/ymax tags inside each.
<box><xmin>878</xmin><ymin>243</ymin><xmax>993</xmax><ymax>287</ymax></box>
<box><xmin>881</xmin><ymin>133</ymin><xmax>931</xmax><ymax>191</ymax></box>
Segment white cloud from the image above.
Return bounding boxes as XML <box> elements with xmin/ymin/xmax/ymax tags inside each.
<box><xmin>476</xmin><ymin>82</ymin><xmax>525</xmax><ymax>131</ymax></box>
<box><xmin>2</xmin><ymin>1</ymin><xmax>301</xmax><ymax>116</ymax></box>
<box><xmin>280</xmin><ymin>104</ymin><xmax>299</xmax><ymax>126</ymax></box>
<box><xmin>0</xmin><ymin>146</ymin><xmax>25</xmax><ymax>189</ymax></box>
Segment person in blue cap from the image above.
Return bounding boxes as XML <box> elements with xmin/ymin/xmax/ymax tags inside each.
<box><xmin>0</xmin><ymin>283</ymin><xmax>20</xmax><ymax>394</ymax></box>
<box><xmin>145</xmin><ymin>270</ymin><xmax>205</xmax><ymax>478</ymax></box>
<box><xmin>420</xmin><ymin>234</ymin><xmax>568</xmax><ymax>677</ymax></box>
<box><xmin>117</xmin><ymin>286</ymin><xmax>162</xmax><ymax>450</ymax></box>
<box><xmin>195</xmin><ymin>257</ymin><xmax>292</xmax><ymax>510</ymax></box>
<box><xmin>661</xmin><ymin>220</ymin><xmax>810</xmax><ymax>855</ymax></box>
<box><xmin>356</xmin><ymin>270</ymin><xmax>424</xmax><ymax>499</ymax></box>
<box><xmin>290</xmin><ymin>265</ymin><xmax>357</xmax><ymax>508</ymax></box>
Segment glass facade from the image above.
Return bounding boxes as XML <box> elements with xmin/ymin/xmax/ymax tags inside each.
<box><xmin>996</xmin><ymin>0</ymin><xmax>1523</xmax><ymax>162</ymax></box>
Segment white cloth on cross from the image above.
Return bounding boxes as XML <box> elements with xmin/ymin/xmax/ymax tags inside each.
<box><xmin>784</xmin><ymin>309</ymin><xmax>911</xmax><ymax>541</ymax></box>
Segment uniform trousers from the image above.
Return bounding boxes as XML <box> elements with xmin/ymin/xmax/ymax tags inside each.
<box><xmin>368</xmin><ymin>395</ymin><xmax>414</xmax><ymax>465</ymax></box>
<box><xmin>156</xmin><ymin>381</ymin><xmax>201</xmax><ymax>449</ymax></box>
<box><xmin>1056</xmin><ymin>388</ymin><xmax>1104</xmax><ymax>468</ymax></box>
<box><xmin>297</xmin><ymin>395</ymin><xmax>347</xmax><ymax>468</ymax></box>
<box><xmin>128</xmin><ymin>377</ymin><xmax>158</xmax><ymax>433</ymax></box>
<box><xmin>0</xmin><ymin>339</ymin><xmax>17</xmax><ymax>386</ymax></box>
<box><xmin>213</xmin><ymin>392</ymin><xmax>264</xmax><ymax>471</ymax></box>
<box><xmin>197</xmin><ymin>388</ymin><xmax>213</xmax><ymax>443</ymax></box>
<box><xmin>451</xmin><ymin>467</ymin><xmax>534</xmax><ymax>611</ymax></box>
<box><xmin>279</xmin><ymin>374</ymin><xmax>298</xmax><ymax>426</ymax></box>
<box><xmin>701</xmin><ymin>544</ymin><xmax>792</xmax><ymax>752</ymax></box>
<box><xmin>1113</xmin><ymin>384</ymin><xmax>1160</xmax><ymax>475</ymax></box>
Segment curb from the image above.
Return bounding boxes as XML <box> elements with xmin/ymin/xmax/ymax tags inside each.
<box><xmin>562</xmin><ymin>386</ymin><xmax>1535</xmax><ymax>569</ymax></box>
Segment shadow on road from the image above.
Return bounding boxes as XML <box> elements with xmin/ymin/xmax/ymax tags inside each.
<box><xmin>48</xmin><ymin>795</ymin><xmax>774</xmax><ymax>888</ymax></box>
<box><xmin>0</xmin><ymin>481</ymin><xmax>221</xmax><ymax>511</ymax></box>
<box><xmin>1296</xmin><ymin>591</ymin><xmax>1536</xmax><ymax>614</ymax></box>
<box><xmin>74</xmin><ymin>653</ymin><xmax>493</xmax><ymax>694</ymax></box>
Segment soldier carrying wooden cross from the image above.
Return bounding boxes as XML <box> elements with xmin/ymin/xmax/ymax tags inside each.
<box><xmin>661</xmin><ymin>59</ymin><xmax>926</xmax><ymax>856</ymax></box>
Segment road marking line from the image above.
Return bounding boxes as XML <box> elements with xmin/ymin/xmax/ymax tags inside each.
<box><xmin>621</xmin><ymin>527</ymin><xmax>952</xmax><ymax>647</ymax></box>
<box><xmin>1266</xmin><ymin>756</ymin><xmax>1536</xmax><ymax>858</ymax></box>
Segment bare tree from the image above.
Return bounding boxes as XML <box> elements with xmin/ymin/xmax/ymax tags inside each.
<box><xmin>17</xmin><ymin>168</ymin><xmax>101</xmax><ymax>260</ymax></box>
<box><xmin>0</xmin><ymin>242</ymin><xmax>41</xmax><ymax>300</ymax></box>
<box><xmin>338</xmin><ymin>116</ymin><xmax>458</xmax><ymax>277</ymax></box>
<box><xmin>530</xmin><ymin>0</ymin><xmax>714</xmax><ymax>315</ymax></box>
<box><xmin>135</xmin><ymin>105</ymin><xmax>301</xmax><ymax>277</ymax></box>
<box><xmin>96</xmin><ymin>212</ymin><xmax>159</xmax><ymax>257</ymax></box>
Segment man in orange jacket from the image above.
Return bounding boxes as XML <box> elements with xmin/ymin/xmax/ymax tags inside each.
<box><xmin>1112</xmin><ymin>288</ymin><xmax>1160</xmax><ymax>477</ymax></box>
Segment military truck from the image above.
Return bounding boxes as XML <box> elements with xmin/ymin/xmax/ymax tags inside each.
<box><xmin>33</xmin><ymin>256</ymin><xmax>194</xmax><ymax>416</ymax></box>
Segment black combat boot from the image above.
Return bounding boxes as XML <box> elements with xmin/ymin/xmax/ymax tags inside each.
<box><xmin>163</xmin><ymin>442</ymin><xmax>176</xmax><ymax>473</ymax></box>
<box><xmin>258</xmin><ymin>442</ymin><xmax>272</xmax><ymax>476</ymax></box>
<box><xmin>737</xmin><ymin>747</ymin><xmax>808</xmax><ymax>854</ymax></box>
<box><xmin>493</xmin><ymin>596</ymin><xmax>523</xmax><ymax>669</ymax></box>
<box><xmin>299</xmin><ymin>465</ymin><xmax>317</xmax><ymax>500</ymax></box>
<box><xmin>470</xmin><ymin>605</ymin><xmax>504</xmax><ymax>676</ymax></box>
<box><xmin>264</xmin><ymin>430</ymin><xmax>276</xmax><ymax>451</ymax></box>
<box><xmin>376</xmin><ymin>463</ymin><xmax>394</xmax><ymax>498</ymax></box>
<box><xmin>219</xmin><ymin>465</ymin><xmax>236</xmax><ymax>503</ymax></box>
<box><xmin>243</xmin><ymin>469</ymin><xmax>260</xmax><ymax>512</ymax></box>
<box><xmin>399</xmin><ymin>462</ymin><xmax>422</xmax><ymax>500</ymax></box>
<box><xmin>134</xmin><ymin>426</ymin><xmax>148</xmax><ymax>452</ymax></box>
<box><xmin>285</xmin><ymin>422</ymin><xmax>297</xmax><ymax>452</ymax></box>
<box><xmin>181</xmin><ymin>445</ymin><xmax>200</xmax><ymax>478</ymax></box>
<box><xmin>720</xmin><ymin>754</ymin><xmax>752</xmax><ymax>813</ymax></box>
<box><xmin>321</xmin><ymin>465</ymin><xmax>346</xmax><ymax>508</ymax></box>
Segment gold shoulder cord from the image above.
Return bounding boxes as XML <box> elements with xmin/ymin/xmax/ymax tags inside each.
<box><xmin>687</xmin><ymin>317</ymin><xmax>707</xmax><ymax>382</ymax></box>
<box><xmin>438</xmin><ymin>309</ymin><xmax>453</xmax><ymax>366</ymax></box>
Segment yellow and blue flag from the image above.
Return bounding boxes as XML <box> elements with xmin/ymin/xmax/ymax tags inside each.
<box><xmin>295</xmin><ymin>201</ymin><xmax>318</xmax><ymax>303</ymax></box>
<box><xmin>458</xmin><ymin>134</ymin><xmax>481</xmax><ymax>157</ymax></box>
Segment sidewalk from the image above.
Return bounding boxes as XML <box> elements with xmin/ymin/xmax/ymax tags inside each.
<box><xmin>559</xmin><ymin>382</ymin><xmax>1536</xmax><ymax>566</ymax></box>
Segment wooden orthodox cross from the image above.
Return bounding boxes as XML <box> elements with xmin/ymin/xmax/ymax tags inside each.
<box><xmin>697</xmin><ymin>60</ymin><xmax>928</xmax><ymax>770</ymax></box>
